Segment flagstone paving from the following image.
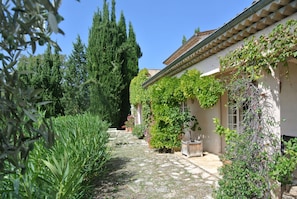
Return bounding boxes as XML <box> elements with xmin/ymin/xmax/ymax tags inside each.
<box><xmin>92</xmin><ymin>129</ymin><xmax>220</xmax><ymax>199</ymax></box>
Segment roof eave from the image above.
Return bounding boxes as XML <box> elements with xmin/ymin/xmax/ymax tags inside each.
<box><xmin>143</xmin><ymin>0</ymin><xmax>276</xmax><ymax>88</ymax></box>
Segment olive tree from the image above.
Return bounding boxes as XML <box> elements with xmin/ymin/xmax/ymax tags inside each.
<box><xmin>0</xmin><ymin>0</ymin><xmax>69</xmax><ymax>176</ymax></box>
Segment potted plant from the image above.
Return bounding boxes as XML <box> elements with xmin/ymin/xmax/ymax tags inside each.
<box><xmin>181</xmin><ymin>113</ymin><xmax>203</xmax><ymax>157</ymax></box>
<box><xmin>124</xmin><ymin>114</ymin><xmax>135</xmax><ymax>132</ymax></box>
<box><xmin>132</xmin><ymin>124</ymin><xmax>145</xmax><ymax>139</ymax></box>
<box><xmin>184</xmin><ymin>114</ymin><xmax>201</xmax><ymax>142</ymax></box>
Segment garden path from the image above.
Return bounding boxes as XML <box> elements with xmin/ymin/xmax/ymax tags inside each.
<box><xmin>92</xmin><ymin>128</ymin><xmax>220</xmax><ymax>199</ymax></box>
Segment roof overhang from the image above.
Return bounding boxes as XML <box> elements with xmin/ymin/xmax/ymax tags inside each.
<box><xmin>200</xmin><ymin>68</ymin><xmax>220</xmax><ymax>77</ymax></box>
<box><xmin>163</xmin><ymin>30</ymin><xmax>216</xmax><ymax>66</ymax></box>
<box><xmin>143</xmin><ymin>0</ymin><xmax>297</xmax><ymax>88</ymax></box>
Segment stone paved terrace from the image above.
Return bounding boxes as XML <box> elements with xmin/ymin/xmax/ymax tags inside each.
<box><xmin>92</xmin><ymin>128</ymin><xmax>222</xmax><ymax>199</ymax></box>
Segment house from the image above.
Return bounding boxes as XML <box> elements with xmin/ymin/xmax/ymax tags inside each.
<box><xmin>132</xmin><ymin>69</ymin><xmax>160</xmax><ymax>126</ymax></box>
<box><xmin>142</xmin><ymin>0</ymin><xmax>297</xmax><ymax>155</ymax></box>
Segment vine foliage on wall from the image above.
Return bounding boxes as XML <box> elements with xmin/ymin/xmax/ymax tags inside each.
<box><xmin>179</xmin><ymin>69</ymin><xmax>224</xmax><ymax>108</ymax></box>
<box><xmin>129</xmin><ymin>68</ymin><xmax>150</xmax><ymax>105</ymax></box>
<box><xmin>215</xmin><ymin>19</ymin><xmax>297</xmax><ymax>198</ymax></box>
<box><xmin>149</xmin><ymin>77</ymin><xmax>186</xmax><ymax>150</ymax></box>
<box><xmin>221</xmin><ymin>19</ymin><xmax>297</xmax><ymax>80</ymax></box>
<box><xmin>148</xmin><ymin>69</ymin><xmax>224</xmax><ymax>150</ymax></box>
<box><xmin>130</xmin><ymin>68</ymin><xmax>224</xmax><ymax>150</ymax></box>
<box><xmin>129</xmin><ymin>68</ymin><xmax>152</xmax><ymax>131</ymax></box>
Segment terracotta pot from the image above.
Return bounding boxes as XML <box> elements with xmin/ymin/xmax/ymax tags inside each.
<box><xmin>222</xmin><ymin>159</ymin><xmax>232</xmax><ymax>165</ymax></box>
<box><xmin>126</xmin><ymin>127</ymin><xmax>132</xmax><ymax>132</ymax></box>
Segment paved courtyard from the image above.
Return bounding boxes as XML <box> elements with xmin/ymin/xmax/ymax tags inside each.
<box><xmin>93</xmin><ymin>128</ymin><xmax>222</xmax><ymax>199</ymax></box>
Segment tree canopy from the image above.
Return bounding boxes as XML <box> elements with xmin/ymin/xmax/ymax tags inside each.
<box><xmin>18</xmin><ymin>45</ymin><xmax>65</xmax><ymax>117</ymax></box>
<box><xmin>62</xmin><ymin>35</ymin><xmax>89</xmax><ymax>115</ymax></box>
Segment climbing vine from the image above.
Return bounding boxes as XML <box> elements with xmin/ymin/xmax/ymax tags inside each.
<box><xmin>130</xmin><ymin>68</ymin><xmax>150</xmax><ymax>105</ymax></box>
<box><xmin>221</xmin><ymin>19</ymin><xmax>297</xmax><ymax>80</ymax></box>
<box><xmin>179</xmin><ymin>69</ymin><xmax>201</xmax><ymax>99</ymax></box>
<box><xmin>215</xmin><ymin>19</ymin><xmax>297</xmax><ymax>198</ymax></box>
<box><xmin>148</xmin><ymin>69</ymin><xmax>223</xmax><ymax>150</ymax></box>
<box><xmin>180</xmin><ymin>69</ymin><xmax>224</xmax><ymax>108</ymax></box>
<box><xmin>129</xmin><ymin>68</ymin><xmax>152</xmax><ymax>132</ymax></box>
<box><xmin>215</xmin><ymin>79</ymin><xmax>279</xmax><ymax>198</ymax></box>
<box><xmin>149</xmin><ymin>77</ymin><xmax>186</xmax><ymax>150</ymax></box>
<box><xmin>195</xmin><ymin>75</ymin><xmax>224</xmax><ymax>108</ymax></box>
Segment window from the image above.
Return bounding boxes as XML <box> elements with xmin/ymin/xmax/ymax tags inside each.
<box><xmin>228</xmin><ymin>105</ymin><xmax>243</xmax><ymax>132</ymax></box>
<box><xmin>227</xmin><ymin>81</ymin><xmax>256</xmax><ymax>133</ymax></box>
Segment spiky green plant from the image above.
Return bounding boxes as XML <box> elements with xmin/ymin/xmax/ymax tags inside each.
<box><xmin>1</xmin><ymin>114</ymin><xmax>110</xmax><ymax>198</ymax></box>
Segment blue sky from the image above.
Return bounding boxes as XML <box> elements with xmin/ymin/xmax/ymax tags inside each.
<box><xmin>46</xmin><ymin>0</ymin><xmax>254</xmax><ymax>69</ymax></box>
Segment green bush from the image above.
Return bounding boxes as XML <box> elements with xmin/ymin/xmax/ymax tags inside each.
<box><xmin>0</xmin><ymin>114</ymin><xmax>110</xmax><ymax>198</ymax></box>
<box><xmin>132</xmin><ymin>124</ymin><xmax>145</xmax><ymax>139</ymax></box>
<box><xmin>270</xmin><ymin>138</ymin><xmax>297</xmax><ymax>185</ymax></box>
<box><xmin>150</xmin><ymin>106</ymin><xmax>187</xmax><ymax>150</ymax></box>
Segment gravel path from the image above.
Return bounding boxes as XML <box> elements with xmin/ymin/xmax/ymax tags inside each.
<box><xmin>92</xmin><ymin>129</ymin><xmax>218</xmax><ymax>199</ymax></box>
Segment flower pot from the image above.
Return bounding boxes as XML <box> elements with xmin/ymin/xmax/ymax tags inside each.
<box><xmin>126</xmin><ymin>127</ymin><xmax>132</xmax><ymax>132</ymax></box>
<box><xmin>181</xmin><ymin>140</ymin><xmax>203</xmax><ymax>157</ymax></box>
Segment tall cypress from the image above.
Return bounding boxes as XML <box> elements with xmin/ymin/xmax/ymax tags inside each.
<box><xmin>127</xmin><ymin>22</ymin><xmax>142</xmax><ymax>80</ymax></box>
<box><xmin>41</xmin><ymin>45</ymin><xmax>64</xmax><ymax>117</ymax></box>
<box><xmin>87</xmin><ymin>10</ymin><xmax>101</xmax><ymax>115</ymax></box>
<box><xmin>87</xmin><ymin>0</ymin><xmax>122</xmax><ymax>126</ymax></box>
<box><xmin>115</xmin><ymin>12</ymin><xmax>128</xmax><ymax>127</ymax></box>
<box><xmin>87</xmin><ymin>0</ymin><xmax>141</xmax><ymax>127</ymax></box>
<box><xmin>117</xmin><ymin>20</ymin><xmax>142</xmax><ymax>128</ymax></box>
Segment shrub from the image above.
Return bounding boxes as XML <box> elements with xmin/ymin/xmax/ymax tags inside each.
<box><xmin>270</xmin><ymin>138</ymin><xmax>297</xmax><ymax>185</ymax></box>
<box><xmin>216</xmin><ymin>160</ymin><xmax>269</xmax><ymax>199</ymax></box>
<box><xmin>0</xmin><ymin>114</ymin><xmax>110</xmax><ymax>198</ymax></box>
<box><xmin>132</xmin><ymin>124</ymin><xmax>145</xmax><ymax>139</ymax></box>
<box><xmin>124</xmin><ymin>114</ymin><xmax>135</xmax><ymax>129</ymax></box>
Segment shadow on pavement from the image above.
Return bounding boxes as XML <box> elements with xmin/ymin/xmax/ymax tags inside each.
<box><xmin>92</xmin><ymin>156</ymin><xmax>134</xmax><ymax>198</ymax></box>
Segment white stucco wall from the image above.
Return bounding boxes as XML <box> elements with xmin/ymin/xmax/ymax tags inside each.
<box><xmin>280</xmin><ymin>61</ymin><xmax>297</xmax><ymax>137</ymax></box>
<box><xmin>258</xmin><ymin>69</ymin><xmax>281</xmax><ymax>140</ymax></box>
<box><xmin>187</xmin><ymin>98</ymin><xmax>222</xmax><ymax>154</ymax></box>
<box><xmin>136</xmin><ymin>104</ymin><xmax>142</xmax><ymax>125</ymax></box>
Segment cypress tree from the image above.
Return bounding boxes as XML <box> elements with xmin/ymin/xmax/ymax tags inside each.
<box><xmin>127</xmin><ymin>22</ymin><xmax>142</xmax><ymax>81</ymax></box>
<box><xmin>118</xmin><ymin>22</ymin><xmax>142</xmax><ymax>127</ymax></box>
<box><xmin>87</xmin><ymin>0</ymin><xmax>141</xmax><ymax>127</ymax></box>
<box><xmin>41</xmin><ymin>45</ymin><xmax>64</xmax><ymax>117</ymax></box>
<box><xmin>87</xmin><ymin>0</ymin><xmax>122</xmax><ymax>126</ymax></box>
<box><xmin>62</xmin><ymin>35</ymin><xmax>89</xmax><ymax>115</ymax></box>
<box><xmin>87</xmin><ymin>10</ymin><xmax>101</xmax><ymax>115</ymax></box>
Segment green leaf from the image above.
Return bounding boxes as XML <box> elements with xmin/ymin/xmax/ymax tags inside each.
<box><xmin>24</xmin><ymin>109</ymin><xmax>37</xmax><ymax>122</ymax></box>
<box><xmin>42</xmin><ymin>159</ymin><xmax>61</xmax><ymax>179</ymax></box>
